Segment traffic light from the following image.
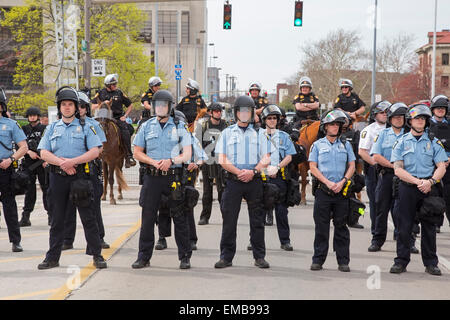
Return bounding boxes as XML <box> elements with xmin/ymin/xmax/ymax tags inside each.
<box><xmin>223</xmin><ymin>3</ymin><xmax>232</xmax><ymax>30</ymax></box>
<box><xmin>294</xmin><ymin>1</ymin><xmax>303</xmax><ymax>27</ymax></box>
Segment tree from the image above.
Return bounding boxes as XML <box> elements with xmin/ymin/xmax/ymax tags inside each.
<box><xmin>1</xmin><ymin>0</ymin><xmax>162</xmax><ymax>116</ymax></box>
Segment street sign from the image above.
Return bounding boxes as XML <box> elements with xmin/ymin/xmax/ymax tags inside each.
<box><xmin>175</xmin><ymin>64</ymin><xmax>182</xmax><ymax>81</ymax></box>
<box><xmin>175</xmin><ymin>76</ymin><xmax>182</xmax><ymax>80</ymax></box>
<box><xmin>92</xmin><ymin>59</ymin><xmax>106</xmax><ymax>77</ymax></box>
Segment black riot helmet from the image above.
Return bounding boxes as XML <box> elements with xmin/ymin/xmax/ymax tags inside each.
<box><xmin>208</xmin><ymin>102</ymin><xmax>224</xmax><ymax>121</ymax></box>
<box><xmin>278</xmin><ymin>106</ymin><xmax>286</xmax><ymax>118</ymax></box>
<box><xmin>25</xmin><ymin>106</ymin><xmax>41</xmax><ymax>118</ymax></box>
<box><xmin>405</xmin><ymin>104</ymin><xmax>432</xmax><ymax>132</ymax></box>
<box><xmin>152</xmin><ymin>89</ymin><xmax>174</xmax><ymax>119</ymax></box>
<box><xmin>369</xmin><ymin>100</ymin><xmax>391</xmax><ymax>123</ymax></box>
<box><xmin>387</xmin><ymin>102</ymin><xmax>408</xmax><ymax>128</ymax></box>
<box><xmin>77</xmin><ymin>91</ymin><xmax>92</xmax><ymax>117</ymax></box>
<box><xmin>320</xmin><ymin>109</ymin><xmax>347</xmax><ymax>136</ymax></box>
<box><xmin>261</xmin><ymin>105</ymin><xmax>282</xmax><ymax>123</ymax></box>
<box><xmin>233</xmin><ymin>95</ymin><xmax>255</xmax><ymax>124</ymax></box>
<box><xmin>55</xmin><ymin>86</ymin><xmax>80</xmax><ymax>119</ymax></box>
<box><xmin>0</xmin><ymin>88</ymin><xmax>8</xmax><ymax>118</ymax></box>
<box><xmin>430</xmin><ymin>95</ymin><xmax>449</xmax><ymax>117</ymax></box>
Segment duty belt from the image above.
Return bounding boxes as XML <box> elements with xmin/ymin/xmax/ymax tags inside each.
<box><xmin>49</xmin><ymin>164</ymin><xmax>89</xmax><ymax>176</ymax></box>
<box><xmin>224</xmin><ymin>170</ymin><xmax>260</xmax><ymax>181</ymax></box>
<box><xmin>145</xmin><ymin>165</ymin><xmax>182</xmax><ymax>176</ymax></box>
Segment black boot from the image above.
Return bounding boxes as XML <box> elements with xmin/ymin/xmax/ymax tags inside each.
<box><xmin>265</xmin><ymin>210</ymin><xmax>273</xmax><ymax>226</ymax></box>
<box><xmin>19</xmin><ymin>212</ymin><xmax>31</xmax><ymax>227</ymax></box>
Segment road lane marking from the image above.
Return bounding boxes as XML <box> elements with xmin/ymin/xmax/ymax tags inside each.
<box><xmin>48</xmin><ymin>220</ymin><xmax>141</xmax><ymax>300</ymax></box>
<box><xmin>0</xmin><ymin>289</ymin><xmax>59</xmax><ymax>300</ymax></box>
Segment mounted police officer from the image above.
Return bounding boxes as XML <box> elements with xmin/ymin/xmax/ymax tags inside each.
<box><xmin>176</xmin><ymin>79</ymin><xmax>207</xmax><ymax>132</ymax></box>
<box><xmin>61</xmin><ymin>92</ymin><xmax>110</xmax><ymax>251</ymax></box>
<box><xmin>358</xmin><ymin>100</ymin><xmax>390</xmax><ymax>236</ymax></box>
<box><xmin>259</xmin><ymin>105</ymin><xmax>297</xmax><ymax>251</ymax></box>
<box><xmin>309</xmin><ymin>109</ymin><xmax>356</xmax><ymax>272</ymax></box>
<box><xmin>37</xmin><ymin>86</ymin><xmax>107</xmax><ymax>270</ymax></box>
<box><xmin>132</xmin><ymin>90</ymin><xmax>193</xmax><ymax>269</ymax></box>
<box><xmin>390</xmin><ymin>104</ymin><xmax>447</xmax><ymax>276</ymax></box>
<box><xmin>333</xmin><ymin>79</ymin><xmax>366</xmax><ymax>121</ymax></box>
<box><xmin>248</xmin><ymin>81</ymin><xmax>268</xmax><ymax>120</ymax></box>
<box><xmin>91</xmin><ymin>74</ymin><xmax>136</xmax><ymax>168</ymax></box>
<box><xmin>368</xmin><ymin>102</ymin><xmax>408</xmax><ymax>252</ymax></box>
<box><xmin>141</xmin><ymin>76</ymin><xmax>162</xmax><ymax>123</ymax></box>
<box><xmin>195</xmin><ymin>102</ymin><xmax>228</xmax><ymax>225</ymax></box>
<box><xmin>214</xmin><ymin>95</ymin><xmax>270</xmax><ymax>269</ymax></box>
<box><xmin>0</xmin><ymin>88</ymin><xmax>28</xmax><ymax>252</ymax></box>
<box><xmin>20</xmin><ymin>106</ymin><xmax>49</xmax><ymax>227</ymax></box>
<box><xmin>428</xmin><ymin>95</ymin><xmax>450</xmax><ymax>233</ymax></box>
<box><xmin>292</xmin><ymin>76</ymin><xmax>319</xmax><ymax>129</ymax></box>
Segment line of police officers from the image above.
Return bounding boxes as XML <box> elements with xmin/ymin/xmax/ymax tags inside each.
<box><xmin>0</xmin><ymin>75</ymin><xmax>449</xmax><ymax>276</ymax></box>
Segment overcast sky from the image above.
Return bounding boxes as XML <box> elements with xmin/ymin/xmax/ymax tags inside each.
<box><xmin>206</xmin><ymin>0</ymin><xmax>450</xmax><ymax>94</ymax></box>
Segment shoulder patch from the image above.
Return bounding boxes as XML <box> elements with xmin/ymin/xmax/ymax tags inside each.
<box><xmin>90</xmin><ymin>126</ymin><xmax>97</xmax><ymax>135</ymax></box>
<box><xmin>294</xmin><ymin>95</ymin><xmax>299</xmax><ymax>99</ymax></box>
<box><xmin>374</xmin><ymin>134</ymin><xmax>378</xmax><ymax>143</ymax></box>
<box><xmin>361</xmin><ymin>131</ymin><xmax>367</xmax><ymax>139</ymax></box>
<box><xmin>392</xmin><ymin>140</ymin><xmax>399</xmax><ymax>150</ymax></box>
<box><xmin>185</xmin><ymin>98</ymin><xmax>190</xmax><ymax>102</ymax></box>
<box><xmin>141</xmin><ymin>93</ymin><xmax>146</xmax><ymax>98</ymax></box>
<box><xmin>436</xmin><ymin>139</ymin><xmax>445</xmax><ymax>149</ymax></box>
<box><xmin>335</xmin><ymin>97</ymin><xmax>339</xmax><ymax>103</ymax></box>
<box><xmin>16</xmin><ymin>121</ymin><xmax>21</xmax><ymax>129</ymax></box>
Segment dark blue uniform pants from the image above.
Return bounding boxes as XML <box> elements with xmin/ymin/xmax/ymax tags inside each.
<box><xmin>373</xmin><ymin>172</ymin><xmax>397</xmax><ymax>247</ymax></box>
<box><xmin>312</xmin><ymin>189</ymin><xmax>350</xmax><ymax>265</ymax></box>
<box><xmin>269</xmin><ymin>177</ymin><xmax>290</xmax><ymax>245</ymax></box>
<box><xmin>138</xmin><ymin>174</ymin><xmax>191</xmax><ymax>262</ymax></box>
<box><xmin>365</xmin><ymin>166</ymin><xmax>378</xmax><ymax>235</ymax></box>
<box><xmin>395</xmin><ymin>183</ymin><xmax>438</xmax><ymax>268</ymax></box>
<box><xmin>219</xmin><ymin>178</ymin><xmax>266</xmax><ymax>262</ymax></box>
<box><xmin>63</xmin><ymin>166</ymin><xmax>106</xmax><ymax>246</ymax></box>
<box><xmin>438</xmin><ymin>168</ymin><xmax>450</xmax><ymax>226</ymax></box>
<box><xmin>200</xmin><ymin>165</ymin><xmax>224</xmax><ymax>221</ymax></box>
<box><xmin>46</xmin><ymin>172</ymin><xmax>101</xmax><ymax>261</ymax></box>
<box><xmin>0</xmin><ymin>167</ymin><xmax>21</xmax><ymax>244</ymax></box>
<box><xmin>23</xmin><ymin>165</ymin><xmax>49</xmax><ymax>216</ymax></box>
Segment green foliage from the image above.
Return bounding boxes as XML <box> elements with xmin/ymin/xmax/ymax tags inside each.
<box><xmin>7</xmin><ymin>90</ymin><xmax>55</xmax><ymax>116</ymax></box>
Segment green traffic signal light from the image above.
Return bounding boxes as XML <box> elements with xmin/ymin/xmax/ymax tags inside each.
<box><xmin>294</xmin><ymin>18</ymin><xmax>302</xmax><ymax>26</ymax></box>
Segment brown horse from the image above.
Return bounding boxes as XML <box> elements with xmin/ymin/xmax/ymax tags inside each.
<box><xmin>95</xmin><ymin>100</ymin><xmax>129</xmax><ymax>205</ymax></box>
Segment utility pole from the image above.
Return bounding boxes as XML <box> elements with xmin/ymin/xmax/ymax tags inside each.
<box><xmin>84</xmin><ymin>0</ymin><xmax>91</xmax><ymax>91</ymax></box>
<box><xmin>154</xmin><ymin>3</ymin><xmax>159</xmax><ymax>76</ymax></box>
<box><xmin>371</xmin><ymin>0</ymin><xmax>377</xmax><ymax>105</ymax></box>
<box><xmin>431</xmin><ymin>0</ymin><xmax>437</xmax><ymax>98</ymax></box>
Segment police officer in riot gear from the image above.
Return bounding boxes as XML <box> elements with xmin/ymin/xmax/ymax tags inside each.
<box><xmin>390</xmin><ymin>104</ymin><xmax>447</xmax><ymax>276</ymax></box>
<box><xmin>292</xmin><ymin>76</ymin><xmax>319</xmax><ymax>129</ymax></box>
<box><xmin>196</xmin><ymin>102</ymin><xmax>228</xmax><ymax>225</ymax></box>
<box><xmin>429</xmin><ymin>95</ymin><xmax>450</xmax><ymax>233</ymax></box>
<box><xmin>91</xmin><ymin>74</ymin><xmax>136</xmax><ymax>168</ymax></box>
<box><xmin>61</xmin><ymin>92</ymin><xmax>110</xmax><ymax>251</ymax></box>
<box><xmin>368</xmin><ymin>102</ymin><xmax>408</xmax><ymax>252</ymax></box>
<box><xmin>0</xmin><ymin>88</ymin><xmax>28</xmax><ymax>252</ymax></box>
<box><xmin>214</xmin><ymin>95</ymin><xmax>270</xmax><ymax>269</ymax></box>
<box><xmin>309</xmin><ymin>109</ymin><xmax>356</xmax><ymax>272</ymax></box>
<box><xmin>260</xmin><ymin>105</ymin><xmax>297</xmax><ymax>251</ymax></box>
<box><xmin>176</xmin><ymin>79</ymin><xmax>207</xmax><ymax>132</ymax></box>
<box><xmin>132</xmin><ymin>90</ymin><xmax>193</xmax><ymax>269</ymax></box>
<box><xmin>37</xmin><ymin>86</ymin><xmax>107</xmax><ymax>269</ymax></box>
<box><xmin>358</xmin><ymin>101</ymin><xmax>390</xmax><ymax>235</ymax></box>
<box><xmin>248</xmin><ymin>81</ymin><xmax>268</xmax><ymax>118</ymax></box>
<box><xmin>141</xmin><ymin>76</ymin><xmax>162</xmax><ymax>123</ymax></box>
<box><xmin>20</xmin><ymin>106</ymin><xmax>49</xmax><ymax>227</ymax></box>
<box><xmin>333</xmin><ymin>79</ymin><xmax>366</xmax><ymax>121</ymax></box>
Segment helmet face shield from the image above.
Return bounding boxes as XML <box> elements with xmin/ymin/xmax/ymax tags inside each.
<box><xmin>153</xmin><ymin>100</ymin><xmax>170</xmax><ymax>117</ymax></box>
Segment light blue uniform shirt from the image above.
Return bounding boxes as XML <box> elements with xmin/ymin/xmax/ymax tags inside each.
<box><xmin>85</xmin><ymin>117</ymin><xmax>107</xmax><ymax>143</ymax></box>
<box><xmin>309</xmin><ymin>137</ymin><xmax>356</xmax><ymax>183</ymax></box>
<box><xmin>259</xmin><ymin>129</ymin><xmax>297</xmax><ymax>166</ymax></box>
<box><xmin>38</xmin><ymin>118</ymin><xmax>102</xmax><ymax>158</ymax></box>
<box><xmin>370</xmin><ymin>127</ymin><xmax>404</xmax><ymax>160</ymax></box>
<box><xmin>215</xmin><ymin>124</ymin><xmax>261</xmax><ymax>170</ymax></box>
<box><xmin>132</xmin><ymin>116</ymin><xmax>191</xmax><ymax>168</ymax></box>
<box><xmin>391</xmin><ymin>131</ymin><xmax>448</xmax><ymax>178</ymax></box>
<box><xmin>0</xmin><ymin>117</ymin><xmax>26</xmax><ymax>159</ymax></box>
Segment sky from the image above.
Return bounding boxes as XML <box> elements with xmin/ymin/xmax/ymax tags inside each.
<box><xmin>206</xmin><ymin>0</ymin><xmax>450</xmax><ymax>94</ymax></box>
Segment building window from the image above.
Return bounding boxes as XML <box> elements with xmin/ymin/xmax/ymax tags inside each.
<box><xmin>158</xmin><ymin>10</ymin><xmax>189</xmax><ymax>44</ymax></box>
<box><xmin>442</xmin><ymin>76</ymin><xmax>449</xmax><ymax>88</ymax></box>
<box><xmin>138</xmin><ymin>10</ymin><xmax>152</xmax><ymax>43</ymax></box>
<box><xmin>443</xmin><ymin>53</ymin><xmax>449</xmax><ymax>66</ymax></box>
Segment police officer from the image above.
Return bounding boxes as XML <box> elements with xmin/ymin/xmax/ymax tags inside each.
<box><xmin>141</xmin><ymin>76</ymin><xmax>162</xmax><ymax>123</ymax></box>
<box><xmin>248</xmin><ymin>81</ymin><xmax>268</xmax><ymax>119</ymax></box>
<box><xmin>0</xmin><ymin>88</ymin><xmax>28</xmax><ymax>252</ymax></box>
<box><xmin>358</xmin><ymin>100</ymin><xmax>390</xmax><ymax>235</ymax></box>
<box><xmin>390</xmin><ymin>104</ymin><xmax>447</xmax><ymax>276</ymax></box>
<box><xmin>61</xmin><ymin>92</ymin><xmax>110</xmax><ymax>251</ymax></box>
<box><xmin>176</xmin><ymin>79</ymin><xmax>207</xmax><ymax>132</ymax></box>
<box><xmin>333</xmin><ymin>79</ymin><xmax>366</xmax><ymax>121</ymax></box>
<box><xmin>214</xmin><ymin>95</ymin><xmax>270</xmax><ymax>269</ymax></box>
<box><xmin>91</xmin><ymin>74</ymin><xmax>136</xmax><ymax>168</ymax></box>
<box><xmin>37</xmin><ymin>86</ymin><xmax>107</xmax><ymax>269</ymax></box>
<box><xmin>429</xmin><ymin>95</ymin><xmax>450</xmax><ymax>233</ymax></box>
<box><xmin>132</xmin><ymin>90</ymin><xmax>193</xmax><ymax>269</ymax></box>
<box><xmin>309</xmin><ymin>109</ymin><xmax>356</xmax><ymax>272</ymax></box>
<box><xmin>155</xmin><ymin>110</ymin><xmax>206</xmax><ymax>252</ymax></box>
<box><xmin>368</xmin><ymin>103</ymin><xmax>408</xmax><ymax>252</ymax></box>
<box><xmin>260</xmin><ymin>105</ymin><xmax>297</xmax><ymax>251</ymax></box>
<box><xmin>20</xmin><ymin>106</ymin><xmax>49</xmax><ymax>227</ymax></box>
<box><xmin>195</xmin><ymin>103</ymin><xmax>228</xmax><ymax>225</ymax></box>
<box><xmin>292</xmin><ymin>76</ymin><xmax>319</xmax><ymax>129</ymax></box>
